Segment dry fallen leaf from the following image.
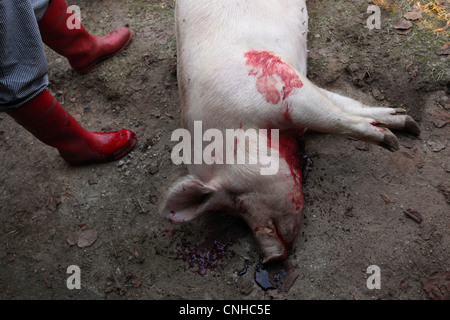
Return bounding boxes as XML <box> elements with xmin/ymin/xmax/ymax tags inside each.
<box><xmin>432</xmin><ymin>107</ymin><xmax>450</xmax><ymax>128</ymax></box>
<box><xmin>77</xmin><ymin>229</ymin><xmax>98</xmax><ymax>248</ymax></box>
<box><xmin>67</xmin><ymin>231</ymin><xmax>78</xmax><ymax>246</ymax></box>
<box><xmin>88</xmin><ymin>176</ymin><xmax>98</xmax><ymax>185</ymax></box>
<box><xmin>394</xmin><ymin>18</ymin><xmax>413</xmax><ymax>34</ymax></box>
<box><xmin>403</xmin><ymin>208</ymin><xmax>423</xmax><ymax>224</ymax></box>
<box><xmin>46</xmin><ymin>195</ymin><xmax>61</xmax><ymax>212</ymax></box>
<box><xmin>380</xmin><ymin>193</ymin><xmax>390</xmax><ymax>204</ymax></box>
<box><xmin>428</xmin><ymin>139</ymin><xmax>446</xmax><ymax>152</ymax></box>
<box><xmin>372</xmin><ymin>87</ymin><xmax>385</xmax><ymax>101</ymax></box>
<box><xmin>78</xmin><ymin>223</ymin><xmax>88</xmax><ymax>230</ymax></box>
<box><xmin>435</xmin><ymin>42</ymin><xmax>450</xmax><ymax>55</ymax></box>
<box><xmin>404</xmin><ymin>10</ymin><xmax>422</xmax><ymax>21</ymax></box>
<box><xmin>420</xmin><ymin>271</ymin><xmax>450</xmax><ymax>300</ymax></box>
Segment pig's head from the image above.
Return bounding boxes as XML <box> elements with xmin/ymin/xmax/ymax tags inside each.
<box><xmin>163</xmin><ymin>133</ymin><xmax>306</xmax><ymax>264</ymax></box>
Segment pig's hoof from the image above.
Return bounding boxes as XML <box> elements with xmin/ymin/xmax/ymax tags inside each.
<box><xmin>404</xmin><ymin>115</ymin><xmax>421</xmax><ymax>136</ymax></box>
<box><xmin>379</xmin><ymin>132</ymin><xmax>399</xmax><ymax>152</ymax></box>
<box><xmin>392</xmin><ymin>108</ymin><xmax>420</xmax><ymax>136</ymax></box>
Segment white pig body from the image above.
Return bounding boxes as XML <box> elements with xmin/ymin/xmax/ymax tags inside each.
<box><xmin>165</xmin><ymin>0</ymin><xmax>420</xmax><ymax>263</ymax></box>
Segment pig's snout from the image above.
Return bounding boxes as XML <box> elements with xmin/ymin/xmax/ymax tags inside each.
<box><xmin>253</xmin><ymin>211</ymin><xmax>302</xmax><ymax>264</ymax></box>
<box><xmin>254</xmin><ymin>226</ymin><xmax>287</xmax><ymax>264</ymax></box>
<box><xmin>241</xmin><ymin>196</ymin><xmax>304</xmax><ymax>264</ymax></box>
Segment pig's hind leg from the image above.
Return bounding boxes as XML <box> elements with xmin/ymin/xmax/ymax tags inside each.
<box><xmin>240</xmin><ymin>50</ymin><xmax>419</xmax><ymax>152</ymax></box>
<box><xmin>274</xmin><ymin>76</ymin><xmax>420</xmax><ymax>151</ymax></box>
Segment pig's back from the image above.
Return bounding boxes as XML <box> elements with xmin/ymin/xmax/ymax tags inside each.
<box><xmin>176</xmin><ymin>0</ymin><xmax>309</xmax><ymax>128</ymax></box>
<box><xmin>176</xmin><ymin>0</ymin><xmax>308</xmax><ymax>72</ymax></box>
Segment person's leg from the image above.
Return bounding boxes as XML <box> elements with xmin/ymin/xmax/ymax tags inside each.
<box><xmin>1</xmin><ymin>1</ymin><xmax>137</xmax><ymax>164</ymax></box>
<box><xmin>32</xmin><ymin>0</ymin><xmax>51</xmax><ymax>20</ymax></box>
<box><xmin>38</xmin><ymin>0</ymin><xmax>133</xmax><ymax>75</ymax></box>
<box><xmin>7</xmin><ymin>90</ymin><xmax>137</xmax><ymax>164</ymax></box>
<box><xmin>0</xmin><ymin>0</ymin><xmax>49</xmax><ymax>111</ymax></box>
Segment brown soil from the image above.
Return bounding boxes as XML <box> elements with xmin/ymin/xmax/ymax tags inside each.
<box><xmin>1</xmin><ymin>0</ymin><xmax>448</xmax><ymax>300</ymax></box>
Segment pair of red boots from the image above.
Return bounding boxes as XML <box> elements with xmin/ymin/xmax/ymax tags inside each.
<box><xmin>6</xmin><ymin>0</ymin><xmax>136</xmax><ymax>164</ymax></box>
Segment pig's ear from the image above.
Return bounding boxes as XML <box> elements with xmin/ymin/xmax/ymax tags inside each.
<box><xmin>163</xmin><ymin>177</ymin><xmax>218</xmax><ymax>222</ymax></box>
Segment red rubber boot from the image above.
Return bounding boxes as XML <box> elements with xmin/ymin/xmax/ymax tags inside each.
<box><xmin>7</xmin><ymin>90</ymin><xmax>137</xmax><ymax>165</ymax></box>
<box><xmin>38</xmin><ymin>0</ymin><xmax>133</xmax><ymax>75</ymax></box>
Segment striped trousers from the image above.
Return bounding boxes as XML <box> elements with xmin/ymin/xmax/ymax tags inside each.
<box><xmin>0</xmin><ymin>0</ymin><xmax>50</xmax><ymax>111</ymax></box>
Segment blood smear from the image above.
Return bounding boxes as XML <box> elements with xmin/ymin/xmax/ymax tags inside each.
<box><xmin>245</xmin><ymin>50</ymin><xmax>303</xmax><ymax>106</ymax></box>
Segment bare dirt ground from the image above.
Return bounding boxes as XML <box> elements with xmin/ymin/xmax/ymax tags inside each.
<box><xmin>1</xmin><ymin>0</ymin><xmax>449</xmax><ymax>300</ymax></box>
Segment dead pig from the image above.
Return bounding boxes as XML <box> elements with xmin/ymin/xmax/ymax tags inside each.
<box><xmin>163</xmin><ymin>0</ymin><xmax>420</xmax><ymax>264</ymax></box>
